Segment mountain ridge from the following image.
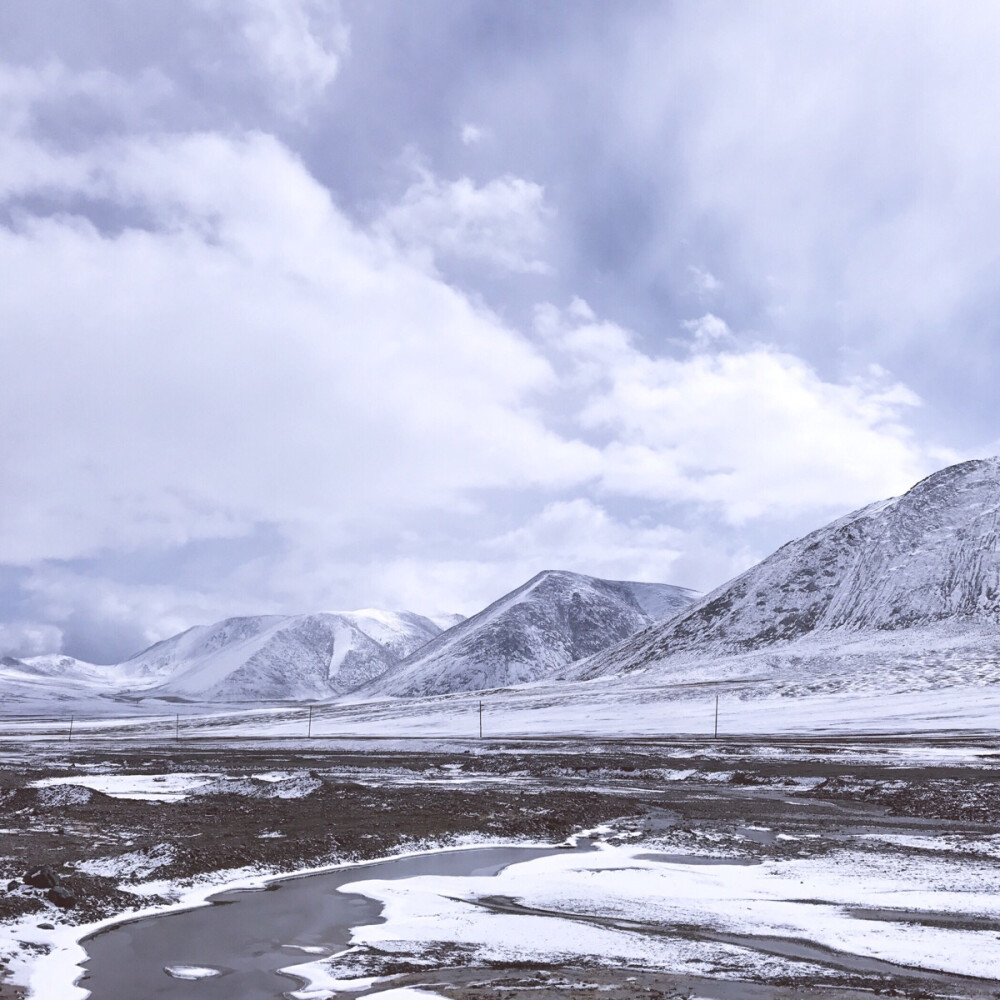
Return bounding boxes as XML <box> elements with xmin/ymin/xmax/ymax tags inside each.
<box><xmin>118</xmin><ymin>609</ymin><xmax>452</xmax><ymax>701</ymax></box>
<box><xmin>569</xmin><ymin>457</ymin><xmax>1000</xmax><ymax>682</ymax></box>
<box><xmin>359</xmin><ymin>570</ymin><xmax>699</xmax><ymax>698</ymax></box>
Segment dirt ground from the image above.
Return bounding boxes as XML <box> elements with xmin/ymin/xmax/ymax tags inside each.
<box><xmin>2</xmin><ymin>734</ymin><xmax>1000</xmax><ymax>998</ymax></box>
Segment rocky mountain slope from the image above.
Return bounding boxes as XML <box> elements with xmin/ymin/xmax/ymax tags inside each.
<box><xmin>359</xmin><ymin>570</ymin><xmax>698</xmax><ymax>698</ymax></box>
<box><xmin>118</xmin><ymin>610</ymin><xmax>452</xmax><ymax>701</ymax></box>
<box><xmin>570</xmin><ymin>457</ymin><xmax>1000</xmax><ymax>681</ymax></box>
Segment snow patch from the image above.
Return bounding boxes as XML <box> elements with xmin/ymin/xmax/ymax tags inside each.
<box><xmin>31</xmin><ymin>773</ymin><xmax>219</xmax><ymax>802</ymax></box>
<box><xmin>35</xmin><ymin>784</ymin><xmax>93</xmax><ymax>807</ymax></box>
<box><xmin>164</xmin><ymin>964</ymin><xmax>222</xmax><ymax>979</ymax></box>
<box><xmin>74</xmin><ymin>845</ymin><xmax>175</xmax><ymax>880</ymax></box>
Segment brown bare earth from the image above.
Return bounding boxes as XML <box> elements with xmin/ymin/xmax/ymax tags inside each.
<box><xmin>2</xmin><ymin>734</ymin><xmax>1000</xmax><ymax>998</ymax></box>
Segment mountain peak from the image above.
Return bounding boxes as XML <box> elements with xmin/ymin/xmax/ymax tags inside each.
<box><xmin>358</xmin><ymin>571</ymin><xmax>697</xmax><ymax>698</ymax></box>
<box><xmin>572</xmin><ymin>457</ymin><xmax>1000</xmax><ymax>680</ymax></box>
<box><xmin>117</xmin><ymin>609</ymin><xmax>451</xmax><ymax>701</ymax></box>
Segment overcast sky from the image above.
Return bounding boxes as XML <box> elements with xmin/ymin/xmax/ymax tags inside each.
<box><xmin>1</xmin><ymin>1</ymin><xmax>996</xmax><ymax>663</ymax></box>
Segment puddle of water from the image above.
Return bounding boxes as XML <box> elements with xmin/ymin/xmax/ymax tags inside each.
<box><xmin>699</xmin><ymin>928</ymin><xmax>996</xmax><ymax>983</ymax></box>
<box><xmin>848</xmin><ymin>907</ymin><xmax>1000</xmax><ymax>932</ymax></box>
<box><xmin>738</xmin><ymin>826</ymin><xmax>777</xmax><ymax>845</ymax></box>
<box><xmin>79</xmin><ymin>845</ymin><xmax>568</xmax><ymax>1000</ymax></box>
<box><xmin>633</xmin><ymin>852</ymin><xmax>761</xmax><ymax>867</ymax></box>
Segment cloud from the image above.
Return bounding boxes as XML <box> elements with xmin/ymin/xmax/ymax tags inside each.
<box><xmin>687</xmin><ymin>266</ymin><xmax>722</xmax><ymax>299</ymax></box>
<box><xmin>0</xmin><ymin>21</ymin><xmax>972</xmax><ymax>662</ymax></box>
<box><xmin>4</xmin><ymin>500</ymin><xmax>684</xmax><ymax>660</ymax></box>
<box><xmin>14</xmin><ymin>568</ymin><xmax>237</xmax><ymax>663</ymax></box>
<box><xmin>0</xmin><ymin>59</ymin><xmax>172</xmax><ymax>142</ymax></box>
<box><xmin>485</xmin><ymin>499</ymin><xmax>683</xmax><ymax>583</ymax></box>
<box><xmin>683</xmin><ymin>313</ymin><xmax>734</xmax><ymax>351</ymax></box>
<box><xmin>0</xmin><ymin>86</ymin><xmax>597</xmax><ymax>568</ymax></box>
<box><xmin>447</xmin><ymin>2</ymin><xmax>1000</xmax><ymax>448</ymax></box>
<box><xmin>295</xmin><ymin>500</ymin><xmax>688</xmax><ymax>622</ymax></box>
<box><xmin>378</xmin><ymin>163</ymin><xmax>553</xmax><ymax>274</ymax></box>
<box><xmin>461</xmin><ymin>123</ymin><xmax>487</xmax><ymax>145</ymax></box>
<box><xmin>234</xmin><ymin>0</ymin><xmax>348</xmax><ymax>119</ymax></box>
<box><xmin>0</xmin><ymin>621</ymin><xmax>63</xmax><ymax>659</ymax></box>
<box><xmin>542</xmin><ymin>304</ymin><xmax>949</xmax><ymax>523</ymax></box>
<box><xmin>606</xmin><ymin>4</ymin><xmax>1000</xmax><ymax>386</ymax></box>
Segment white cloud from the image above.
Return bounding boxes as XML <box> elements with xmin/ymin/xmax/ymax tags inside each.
<box><xmin>17</xmin><ymin>568</ymin><xmax>239</xmax><ymax>661</ymax></box>
<box><xmin>0</xmin><ymin>34</ymin><xmax>971</xmax><ymax>658</ymax></box>
<box><xmin>486</xmin><ymin>499</ymin><xmax>683</xmax><ymax>583</ymax></box>
<box><xmin>461</xmin><ymin>123</ymin><xmax>487</xmax><ymax>145</ymax></box>
<box><xmin>0</xmin><ymin>621</ymin><xmax>63</xmax><ymax>658</ymax></box>
<box><xmin>0</xmin><ymin>92</ymin><xmax>597</xmax><ymax>566</ymax></box>
<box><xmin>687</xmin><ymin>265</ymin><xmax>722</xmax><ymax>298</ymax></box>
<box><xmin>0</xmin><ymin>59</ymin><xmax>172</xmax><ymax>139</ymax></box>
<box><xmin>543</xmin><ymin>304</ymin><xmax>949</xmax><ymax>523</ymax></box>
<box><xmin>236</xmin><ymin>0</ymin><xmax>348</xmax><ymax>119</ymax></box>
<box><xmin>683</xmin><ymin>313</ymin><xmax>734</xmax><ymax>351</ymax></box>
<box><xmin>293</xmin><ymin>500</ymin><xmax>687</xmax><ymax>620</ymax></box>
<box><xmin>378</xmin><ymin>164</ymin><xmax>553</xmax><ymax>274</ymax></box>
<box><xmin>568</xmin><ymin>297</ymin><xmax>596</xmax><ymax>322</ymax></box>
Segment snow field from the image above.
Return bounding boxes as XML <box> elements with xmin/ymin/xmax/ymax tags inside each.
<box><xmin>331</xmin><ymin>842</ymin><xmax>1000</xmax><ymax>983</ymax></box>
<box><xmin>173</xmin><ymin>677</ymin><xmax>1000</xmax><ymax>739</ymax></box>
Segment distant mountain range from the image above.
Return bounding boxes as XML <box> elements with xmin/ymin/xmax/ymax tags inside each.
<box><xmin>0</xmin><ymin>572</ymin><xmax>696</xmax><ymax>706</ymax></box>
<box><xmin>4</xmin><ymin>456</ymin><xmax>999</xmax><ymax>718</ymax></box>
<box><xmin>0</xmin><ymin>654</ymin><xmax>126</xmax><ymax>708</ymax></box>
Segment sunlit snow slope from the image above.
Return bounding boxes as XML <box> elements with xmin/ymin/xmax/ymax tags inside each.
<box><xmin>571</xmin><ymin>457</ymin><xmax>1000</xmax><ymax>683</ymax></box>
<box><xmin>119</xmin><ymin>610</ymin><xmax>451</xmax><ymax>701</ymax></box>
<box><xmin>360</xmin><ymin>570</ymin><xmax>698</xmax><ymax>698</ymax></box>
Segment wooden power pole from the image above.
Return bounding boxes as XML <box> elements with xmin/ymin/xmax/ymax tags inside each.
<box><xmin>479</xmin><ymin>700</ymin><xmax>483</xmax><ymax>739</ymax></box>
<box><xmin>307</xmin><ymin>705</ymin><xmax>313</xmax><ymax>738</ymax></box>
<box><xmin>714</xmin><ymin>695</ymin><xmax>719</xmax><ymax>739</ymax></box>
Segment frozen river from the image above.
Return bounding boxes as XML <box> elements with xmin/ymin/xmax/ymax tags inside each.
<box><xmin>78</xmin><ymin>845</ymin><xmax>566</xmax><ymax>999</ymax></box>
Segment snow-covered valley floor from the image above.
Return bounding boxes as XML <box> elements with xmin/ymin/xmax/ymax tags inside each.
<box><xmin>315</xmin><ymin>836</ymin><xmax>1000</xmax><ymax>994</ymax></box>
<box><xmin>2</xmin><ymin>734</ymin><xmax>1000</xmax><ymax>999</ymax></box>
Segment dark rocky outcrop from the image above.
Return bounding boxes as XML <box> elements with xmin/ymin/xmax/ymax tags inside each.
<box><xmin>23</xmin><ymin>865</ymin><xmax>60</xmax><ymax>889</ymax></box>
<box><xmin>47</xmin><ymin>885</ymin><xmax>77</xmax><ymax>908</ymax></box>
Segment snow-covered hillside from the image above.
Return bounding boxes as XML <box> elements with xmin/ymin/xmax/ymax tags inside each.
<box><xmin>571</xmin><ymin>457</ymin><xmax>1000</xmax><ymax>681</ymax></box>
<box><xmin>0</xmin><ymin>654</ymin><xmax>125</xmax><ymax>709</ymax></box>
<box><xmin>359</xmin><ymin>570</ymin><xmax>698</xmax><ymax>698</ymax></box>
<box><xmin>119</xmin><ymin>610</ymin><xmax>450</xmax><ymax>701</ymax></box>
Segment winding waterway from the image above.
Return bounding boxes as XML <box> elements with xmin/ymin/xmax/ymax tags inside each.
<box><xmin>78</xmin><ymin>845</ymin><xmax>566</xmax><ymax>999</ymax></box>
<box><xmin>77</xmin><ymin>839</ymin><xmax>999</xmax><ymax>1000</ymax></box>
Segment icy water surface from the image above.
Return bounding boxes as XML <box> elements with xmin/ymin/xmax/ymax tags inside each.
<box><xmin>79</xmin><ymin>845</ymin><xmax>565</xmax><ymax>999</ymax></box>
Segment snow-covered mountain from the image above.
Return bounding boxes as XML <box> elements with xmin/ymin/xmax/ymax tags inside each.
<box><xmin>0</xmin><ymin>654</ymin><xmax>127</xmax><ymax>710</ymax></box>
<box><xmin>571</xmin><ymin>457</ymin><xmax>1000</xmax><ymax>681</ymax></box>
<box><xmin>119</xmin><ymin>610</ymin><xmax>451</xmax><ymax>701</ymax></box>
<box><xmin>359</xmin><ymin>570</ymin><xmax>698</xmax><ymax>698</ymax></box>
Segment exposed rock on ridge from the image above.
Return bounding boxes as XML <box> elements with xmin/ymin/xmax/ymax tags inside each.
<box><xmin>361</xmin><ymin>570</ymin><xmax>698</xmax><ymax>698</ymax></box>
<box><xmin>572</xmin><ymin>458</ymin><xmax>1000</xmax><ymax>680</ymax></box>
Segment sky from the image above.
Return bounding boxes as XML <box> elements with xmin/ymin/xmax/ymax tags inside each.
<box><xmin>0</xmin><ymin>1</ymin><xmax>996</xmax><ymax>663</ymax></box>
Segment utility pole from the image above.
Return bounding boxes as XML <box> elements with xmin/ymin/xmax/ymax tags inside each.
<box><xmin>175</xmin><ymin>713</ymin><xmax>180</xmax><ymax>742</ymax></box>
<box><xmin>307</xmin><ymin>705</ymin><xmax>313</xmax><ymax>739</ymax></box>
<box><xmin>479</xmin><ymin>700</ymin><xmax>483</xmax><ymax>740</ymax></box>
<box><xmin>68</xmin><ymin>715</ymin><xmax>74</xmax><ymax>742</ymax></box>
<box><xmin>714</xmin><ymin>695</ymin><xmax>719</xmax><ymax>739</ymax></box>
